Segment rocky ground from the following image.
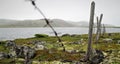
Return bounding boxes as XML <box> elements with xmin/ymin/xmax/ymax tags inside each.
<box><xmin>0</xmin><ymin>33</ymin><xmax>120</xmax><ymax>64</ymax></box>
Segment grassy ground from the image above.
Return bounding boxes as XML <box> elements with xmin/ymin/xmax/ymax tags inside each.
<box><xmin>0</xmin><ymin>33</ymin><xmax>120</xmax><ymax>64</ymax></box>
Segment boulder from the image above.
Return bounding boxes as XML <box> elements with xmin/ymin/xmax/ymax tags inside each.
<box><xmin>9</xmin><ymin>49</ymin><xmax>16</xmax><ymax>57</ymax></box>
<box><xmin>35</xmin><ymin>44</ymin><xmax>45</xmax><ymax>50</ymax></box>
<box><xmin>13</xmin><ymin>45</ymin><xmax>35</xmax><ymax>59</ymax></box>
<box><xmin>117</xmin><ymin>40</ymin><xmax>120</xmax><ymax>44</ymax></box>
<box><xmin>32</xmin><ymin>40</ymin><xmax>45</xmax><ymax>45</ymax></box>
<box><xmin>5</xmin><ymin>40</ymin><xmax>16</xmax><ymax>47</ymax></box>
<box><xmin>14</xmin><ymin>45</ymin><xmax>24</xmax><ymax>57</ymax></box>
<box><xmin>0</xmin><ymin>52</ymin><xmax>10</xmax><ymax>59</ymax></box>
<box><xmin>37</xmin><ymin>41</ymin><xmax>45</xmax><ymax>45</ymax></box>
<box><xmin>103</xmin><ymin>38</ymin><xmax>113</xmax><ymax>43</ymax></box>
<box><xmin>0</xmin><ymin>52</ymin><xmax>5</xmax><ymax>59</ymax></box>
<box><xmin>28</xmin><ymin>48</ymin><xmax>35</xmax><ymax>59</ymax></box>
<box><xmin>22</xmin><ymin>46</ymin><xmax>35</xmax><ymax>59</ymax></box>
<box><xmin>23</xmin><ymin>46</ymin><xmax>29</xmax><ymax>56</ymax></box>
<box><xmin>90</xmin><ymin>49</ymin><xmax>104</xmax><ymax>64</ymax></box>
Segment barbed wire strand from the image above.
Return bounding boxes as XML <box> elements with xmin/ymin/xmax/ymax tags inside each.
<box><xmin>27</xmin><ymin>0</ymin><xmax>65</xmax><ymax>51</ymax></box>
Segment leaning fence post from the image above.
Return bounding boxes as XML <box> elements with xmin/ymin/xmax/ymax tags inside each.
<box><xmin>95</xmin><ymin>16</ymin><xmax>99</xmax><ymax>44</ymax></box>
<box><xmin>85</xmin><ymin>1</ymin><xmax>95</xmax><ymax>60</ymax></box>
<box><xmin>102</xmin><ymin>24</ymin><xmax>106</xmax><ymax>36</ymax></box>
<box><xmin>99</xmin><ymin>14</ymin><xmax>103</xmax><ymax>36</ymax></box>
<box><xmin>95</xmin><ymin>14</ymin><xmax>103</xmax><ymax>44</ymax></box>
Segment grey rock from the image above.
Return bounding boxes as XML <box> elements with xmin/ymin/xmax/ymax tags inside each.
<box><xmin>117</xmin><ymin>40</ymin><xmax>120</xmax><ymax>44</ymax></box>
<box><xmin>65</xmin><ymin>50</ymin><xmax>77</xmax><ymax>54</ymax></box>
<box><xmin>0</xmin><ymin>52</ymin><xmax>5</xmax><ymax>59</ymax></box>
<box><xmin>5</xmin><ymin>40</ymin><xmax>16</xmax><ymax>47</ymax></box>
<box><xmin>103</xmin><ymin>38</ymin><xmax>113</xmax><ymax>43</ymax></box>
<box><xmin>35</xmin><ymin>44</ymin><xmax>45</xmax><ymax>50</ymax></box>
<box><xmin>32</xmin><ymin>40</ymin><xmax>46</xmax><ymax>45</ymax></box>
<box><xmin>90</xmin><ymin>49</ymin><xmax>104</xmax><ymax>64</ymax></box>
<box><xmin>0</xmin><ymin>52</ymin><xmax>10</xmax><ymax>59</ymax></box>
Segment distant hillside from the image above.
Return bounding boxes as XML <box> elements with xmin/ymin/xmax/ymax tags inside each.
<box><xmin>70</xmin><ymin>21</ymin><xmax>89</xmax><ymax>27</ymax></box>
<box><xmin>48</xmin><ymin>19</ymin><xmax>75</xmax><ymax>27</ymax></box>
<box><xmin>0</xmin><ymin>19</ymin><xmax>117</xmax><ymax>27</ymax></box>
<box><xmin>0</xmin><ymin>19</ymin><xmax>75</xmax><ymax>27</ymax></box>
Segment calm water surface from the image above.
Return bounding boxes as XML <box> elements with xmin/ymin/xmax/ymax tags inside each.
<box><xmin>0</xmin><ymin>27</ymin><xmax>120</xmax><ymax>40</ymax></box>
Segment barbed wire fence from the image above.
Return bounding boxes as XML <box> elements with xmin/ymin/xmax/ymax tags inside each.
<box><xmin>25</xmin><ymin>0</ymin><xmax>66</xmax><ymax>51</ymax></box>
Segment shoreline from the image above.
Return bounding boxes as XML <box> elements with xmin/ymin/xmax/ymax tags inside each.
<box><xmin>0</xmin><ymin>33</ymin><xmax>120</xmax><ymax>63</ymax></box>
<box><xmin>0</xmin><ymin>32</ymin><xmax>120</xmax><ymax>41</ymax></box>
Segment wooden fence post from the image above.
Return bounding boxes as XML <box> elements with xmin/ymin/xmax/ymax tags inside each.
<box><xmin>95</xmin><ymin>16</ymin><xmax>99</xmax><ymax>44</ymax></box>
<box><xmin>99</xmin><ymin>14</ymin><xmax>103</xmax><ymax>36</ymax></box>
<box><xmin>102</xmin><ymin>24</ymin><xmax>106</xmax><ymax>36</ymax></box>
<box><xmin>95</xmin><ymin>14</ymin><xmax>103</xmax><ymax>44</ymax></box>
<box><xmin>85</xmin><ymin>1</ymin><xmax>95</xmax><ymax>60</ymax></box>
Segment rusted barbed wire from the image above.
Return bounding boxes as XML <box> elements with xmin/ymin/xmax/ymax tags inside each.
<box><xmin>27</xmin><ymin>0</ymin><xmax>61</xmax><ymax>42</ymax></box>
<box><xmin>26</xmin><ymin>0</ymin><xmax>66</xmax><ymax>51</ymax></box>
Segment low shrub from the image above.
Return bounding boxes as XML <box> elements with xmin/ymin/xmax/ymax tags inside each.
<box><xmin>62</xmin><ymin>34</ymin><xmax>71</xmax><ymax>37</ymax></box>
<box><xmin>34</xmin><ymin>34</ymin><xmax>49</xmax><ymax>38</ymax></box>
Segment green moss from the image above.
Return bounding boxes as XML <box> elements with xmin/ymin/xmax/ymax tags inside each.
<box><xmin>0</xmin><ymin>33</ymin><xmax>120</xmax><ymax>63</ymax></box>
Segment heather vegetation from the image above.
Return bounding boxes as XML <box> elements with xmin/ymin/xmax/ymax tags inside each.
<box><xmin>0</xmin><ymin>33</ymin><xmax>120</xmax><ymax>64</ymax></box>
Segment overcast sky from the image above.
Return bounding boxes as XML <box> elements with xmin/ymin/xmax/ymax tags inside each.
<box><xmin>0</xmin><ymin>0</ymin><xmax>120</xmax><ymax>26</ymax></box>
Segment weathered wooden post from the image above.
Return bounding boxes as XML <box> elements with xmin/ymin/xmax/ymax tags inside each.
<box><xmin>95</xmin><ymin>14</ymin><xmax>103</xmax><ymax>44</ymax></box>
<box><xmin>102</xmin><ymin>24</ymin><xmax>106</xmax><ymax>36</ymax></box>
<box><xmin>99</xmin><ymin>14</ymin><xmax>103</xmax><ymax>36</ymax></box>
<box><xmin>85</xmin><ymin>1</ymin><xmax>95</xmax><ymax>60</ymax></box>
<box><xmin>95</xmin><ymin>16</ymin><xmax>99</xmax><ymax>44</ymax></box>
